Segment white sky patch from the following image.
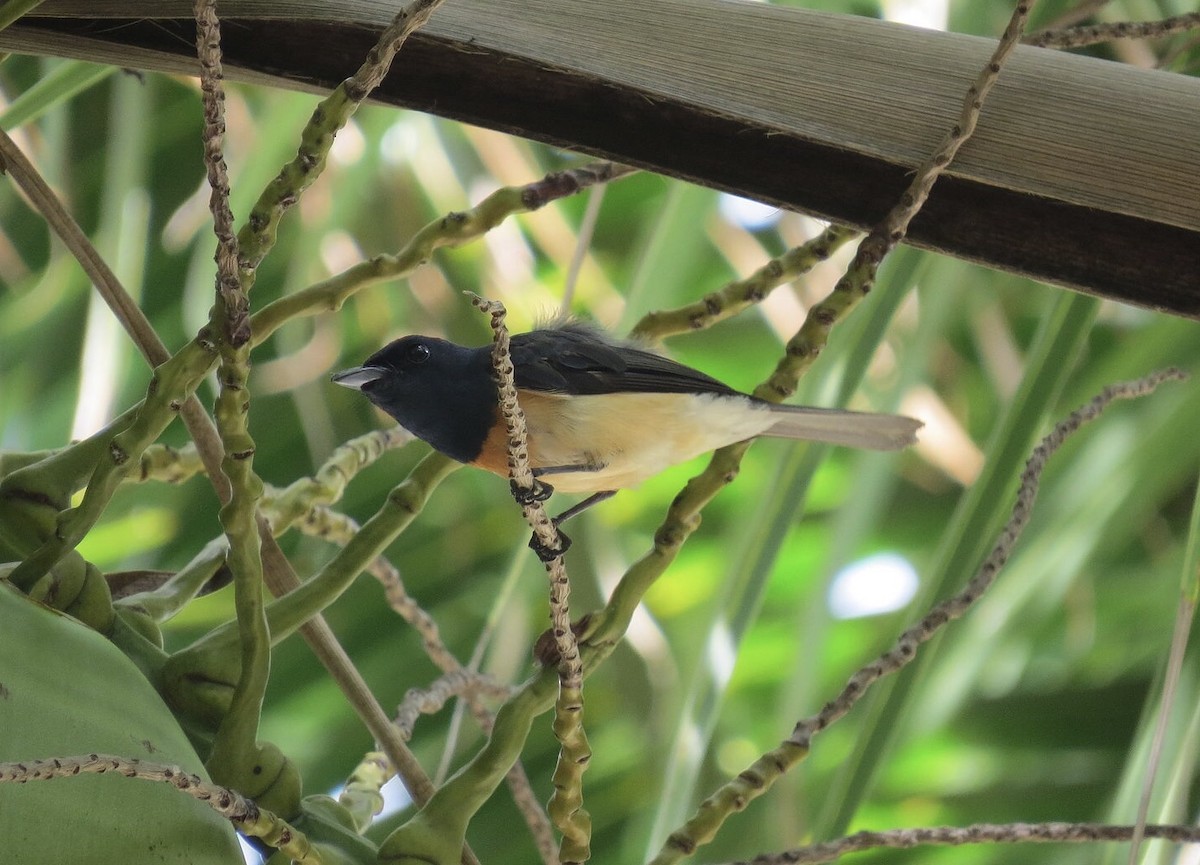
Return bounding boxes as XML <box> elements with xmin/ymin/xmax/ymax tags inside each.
<box><xmin>71</xmin><ymin>293</ymin><xmax>122</xmax><ymax>440</ymax></box>
<box><xmin>882</xmin><ymin>0</ymin><xmax>949</xmax><ymax>31</ymax></box>
<box><xmin>705</xmin><ymin>619</ymin><xmax>737</xmax><ymax>688</ymax></box>
<box><xmin>71</xmin><ymin>189</ymin><xmax>149</xmax><ymax>439</ymax></box>
<box><xmin>717</xmin><ymin>192</ymin><xmax>782</xmax><ymax>232</ymax></box>
<box><xmin>330</xmin><ymin>118</ymin><xmax>365</xmax><ymax>166</ymax></box>
<box><xmin>828</xmin><ymin>552</ymin><xmax>919</xmax><ymax>619</ymax></box>
<box><xmin>1177</xmin><ymin>836</ymin><xmax>1200</xmax><ymax>865</ymax></box>
<box><xmin>380</xmin><ymin>118</ymin><xmax>421</xmax><ymax>166</ymax></box>
<box><xmin>238</xmin><ymin>833</ymin><xmax>264</xmax><ymax>864</ymax></box>
<box><xmin>377</xmin><ymin>772</ymin><xmax>415</xmax><ymax>822</ymax></box>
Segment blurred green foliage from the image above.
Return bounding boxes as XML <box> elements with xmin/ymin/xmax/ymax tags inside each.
<box><xmin>2</xmin><ymin>0</ymin><xmax>1199</xmax><ymax>862</ymax></box>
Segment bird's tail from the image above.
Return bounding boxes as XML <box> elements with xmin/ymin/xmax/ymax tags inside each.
<box><xmin>763</xmin><ymin>405</ymin><xmax>922</xmax><ymax>451</ymax></box>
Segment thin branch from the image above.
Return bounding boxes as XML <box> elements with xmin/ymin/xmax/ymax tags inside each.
<box><xmin>648</xmin><ymin>368</ymin><xmax>1185</xmax><ymax>865</ymax></box>
<box><xmin>760</xmin><ymin>0</ymin><xmax>1035</xmax><ymax>402</ymax></box>
<box><xmin>193</xmin><ymin>0</ymin><xmax>274</xmax><ymax>806</ymax></box>
<box><xmin>0</xmin><ymin>131</ymin><xmax>170</xmax><ymax>365</ymax></box>
<box><xmin>0</xmin><ymin>754</ymin><xmax>318</xmax><ymax>863</ymax></box>
<box><xmin>395</xmin><ymin>670</ymin><xmax>514</xmax><ymax>740</ymax></box>
<box><xmin>632</xmin><ymin>224</ymin><xmax>859</xmax><ymax>340</ymax></box>
<box><xmin>0</xmin><ymin>125</ymin><xmax>231</xmax><ymax>496</ymax></box>
<box><xmin>294</xmin><ymin>503</ymin><xmax>559</xmax><ymax>863</ymax></box>
<box><xmin>731</xmin><ymin>821</ymin><xmax>1200</xmax><ymax>864</ymax></box>
<box><xmin>1024</xmin><ymin>12</ymin><xmax>1200</xmax><ymax>49</ymax></box>
<box><xmin>250</xmin><ymin>162</ymin><xmax>633</xmax><ymax>346</ymax></box>
<box><xmin>195</xmin><ymin>0</ymin><xmax>247</xmax><ymax>346</ymax></box>
<box><xmin>234</xmin><ymin>0</ymin><xmax>451</xmax><ymax>294</ymax></box>
<box><xmin>789</xmin><ymin>369</ymin><xmax>1185</xmax><ymax>749</ymax></box>
<box><xmin>471</xmin><ymin>294</ymin><xmax>592</xmax><ymax>865</ymax></box>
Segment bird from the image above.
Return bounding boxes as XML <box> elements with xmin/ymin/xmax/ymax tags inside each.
<box><xmin>331</xmin><ymin>321</ymin><xmax>921</xmax><ymax>512</ymax></box>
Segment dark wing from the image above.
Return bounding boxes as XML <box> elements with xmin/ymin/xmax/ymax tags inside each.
<box><xmin>510</xmin><ymin>322</ymin><xmax>742</xmax><ymax>397</ymax></box>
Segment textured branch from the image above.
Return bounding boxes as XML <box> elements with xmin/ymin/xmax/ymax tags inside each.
<box><xmin>251</xmin><ymin>162</ymin><xmax>632</xmax><ymax>346</ymax></box>
<box><xmin>0</xmin><ymin>754</ymin><xmax>317</xmax><ymax>863</ymax></box>
<box><xmin>631</xmin><ymin>224</ymin><xmax>859</xmax><ymax>340</ymax></box>
<box><xmin>0</xmin><ymin>124</ymin><xmax>228</xmax><ymax>532</ymax></box>
<box><xmin>760</xmin><ymin>0</ymin><xmax>1034</xmax><ymax>402</ymax></box>
<box><xmin>234</xmin><ymin>0</ymin><xmax>450</xmax><ymax>295</ymax></box>
<box><xmin>194</xmin><ymin>0</ymin><xmax>247</xmax><ymax>346</ymax></box>
<box><xmin>1024</xmin><ymin>11</ymin><xmax>1200</xmax><ymax>48</ymax></box>
<box><xmin>395</xmin><ymin>670</ymin><xmax>514</xmax><ymax>740</ymax></box>
<box><xmin>471</xmin><ymin>294</ymin><xmax>592</xmax><ymax>864</ymax></box>
<box><xmin>294</xmin><ymin>503</ymin><xmax>558</xmax><ymax>862</ymax></box>
<box><xmin>194</xmin><ymin>0</ymin><xmax>279</xmax><ymax>811</ymax></box>
<box><xmin>648</xmin><ymin>368</ymin><xmax>1185</xmax><ymax>865</ymax></box>
<box><xmin>0</xmin><ymin>128</ymin><xmax>171</xmax><ymax>367</ymax></box>
<box><xmin>261</xmin><ymin>427</ymin><xmax>411</xmax><ymax>534</ymax></box>
<box><xmin>731</xmin><ymin>821</ymin><xmax>1200</xmax><ymax>864</ymax></box>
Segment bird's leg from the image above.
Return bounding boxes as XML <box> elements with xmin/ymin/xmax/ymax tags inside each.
<box><xmin>531</xmin><ymin>454</ymin><xmax>607</xmax><ymax>478</ymax></box>
<box><xmin>552</xmin><ymin>490</ymin><xmax>617</xmax><ymax>526</ymax></box>
<box><xmin>519</xmin><ymin>458</ymin><xmax>610</xmax><ymax>560</ymax></box>
<box><xmin>524</xmin><ymin>490</ymin><xmax>617</xmax><ymax>562</ymax></box>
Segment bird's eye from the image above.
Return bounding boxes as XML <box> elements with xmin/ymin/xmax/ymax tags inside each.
<box><xmin>406</xmin><ymin>343</ymin><xmax>431</xmax><ymax>365</ymax></box>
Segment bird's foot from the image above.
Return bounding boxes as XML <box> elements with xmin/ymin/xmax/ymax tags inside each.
<box><xmin>510</xmin><ymin>478</ymin><xmax>553</xmax><ymax>507</ymax></box>
<box><xmin>528</xmin><ymin>527</ymin><xmax>572</xmax><ymax>563</ymax></box>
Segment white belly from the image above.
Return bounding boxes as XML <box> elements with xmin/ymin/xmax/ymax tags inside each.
<box><xmin>523</xmin><ymin>392</ymin><xmax>776</xmax><ymax>492</ymax></box>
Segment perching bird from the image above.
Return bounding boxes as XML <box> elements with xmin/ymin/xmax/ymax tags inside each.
<box><xmin>331</xmin><ymin>321</ymin><xmax>921</xmax><ymax>501</ymax></box>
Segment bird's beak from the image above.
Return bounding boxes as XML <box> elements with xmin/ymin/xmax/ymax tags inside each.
<box><xmin>331</xmin><ymin>366</ymin><xmax>387</xmax><ymax>390</ymax></box>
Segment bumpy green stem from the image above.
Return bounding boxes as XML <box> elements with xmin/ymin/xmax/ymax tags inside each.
<box><xmin>5</xmin><ymin>336</ymin><xmax>218</xmax><ymax>590</ymax></box>
<box><xmin>339</xmin><ymin>752</ymin><xmax>391</xmax><ymax>832</ymax></box>
<box><xmin>235</xmin><ymin>0</ymin><xmax>448</xmax><ymax>296</ymax></box>
<box><xmin>642</xmin><ymin>5</ymin><xmax>1041</xmax><ymax>861</ymax></box>
<box><xmin>127</xmin><ymin>440</ymin><xmax>206</xmax><ymax>485</ymax></box>
<box><xmin>380</xmin><ymin>672</ymin><xmax>557</xmax><ymax>863</ymax></box>
<box><xmin>115</xmin><ymin>538</ymin><xmax>227</xmax><ymax>623</ymax></box>
<box><xmin>168</xmin><ymin>452</ymin><xmax>456</xmax><ymax>680</ymax></box>
<box><xmin>262</xmin><ymin>427</ymin><xmax>410</xmax><ymax>533</ymax></box>
<box><xmin>203</xmin><ymin>329</ymin><xmax>276</xmax><ymax>795</ymax></box>
<box><xmin>191</xmin><ymin>0</ymin><xmax>292</xmax><ymax>816</ymax></box>
<box><xmin>631</xmin><ymin>224</ymin><xmax>858</xmax><ymax>340</ymax></box>
<box><xmin>251</xmin><ymin>163</ymin><xmax>631</xmax><ymax>345</ymax></box>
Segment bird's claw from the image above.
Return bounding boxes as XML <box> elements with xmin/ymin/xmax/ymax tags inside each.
<box><xmin>528</xmin><ymin>527</ymin><xmax>571</xmax><ymax>562</ymax></box>
<box><xmin>511</xmin><ymin>478</ymin><xmax>553</xmax><ymax>506</ymax></box>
